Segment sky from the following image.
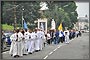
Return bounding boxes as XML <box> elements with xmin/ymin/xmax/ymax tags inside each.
<box><xmin>75</xmin><ymin>2</ymin><xmax>89</xmax><ymax>18</ymax></box>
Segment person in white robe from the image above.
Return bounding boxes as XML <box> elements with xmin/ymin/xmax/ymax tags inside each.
<box><xmin>12</xmin><ymin>29</ymin><xmax>25</xmax><ymax>57</ymax></box>
<box><xmin>9</xmin><ymin>30</ymin><xmax>16</xmax><ymax>56</ymax></box>
<box><xmin>76</xmin><ymin>30</ymin><xmax>79</xmax><ymax>37</ymax></box>
<box><xmin>24</xmin><ymin>29</ymin><xmax>30</xmax><ymax>54</ymax></box>
<box><xmin>37</xmin><ymin>29</ymin><xmax>41</xmax><ymax>51</ymax></box>
<box><xmin>11</xmin><ymin>29</ymin><xmax>20</xmax><ymax>57</ymax></box>
<box><xmin>64</xmin><ymin>30</ymin><xmax>70</xmax><ymax>44</ymax></box>
<box><xmin>39</xmin><ymin>29</ymin><xmax>45</xmax><ymax>50</ymax></box>
<box><xmin>34</xmin><ymin>29</ymin><xmax>40</xmax><ymax>52</ymax></box>
<box><xmin>21</xmin><ymin>29</ymin><xmax>28</xmax><ymax>55</ymax></box>
<box><xmin>28</xmin><ymin>30</ymin><xmax>35</xmax><ymax>54</ymax></box>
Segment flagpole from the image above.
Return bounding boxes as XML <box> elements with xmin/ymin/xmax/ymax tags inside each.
<box><xmin>22</xmin><ymin>15</ymin><xmax>23</xmax><ymax>29</ymax></box>
<box><xmin>22</xmin><ymin>6</ymin><xmax>24</xmax><ymax>29</ymax></box>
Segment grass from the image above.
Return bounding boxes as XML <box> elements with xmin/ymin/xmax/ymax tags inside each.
<box><xmin>2</xmin><ymin>24</ymin><xmax>14</xmax><ymax>31</ymax></box>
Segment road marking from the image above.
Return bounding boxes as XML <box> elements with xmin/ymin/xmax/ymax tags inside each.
<box><xmin>53</xmin><ymin>48</ymin><xmax>57</xmax><ymax>52</ymax></box>
<box><xmin>49</xmin><ymin>52</ymin><xmax>53</xmax><ymax>55</ymax></box>
<box><xmin>3</xmin><ymin>38</ymin><xmax>76</xmax><ymax>59</ymax></box>
<box><xmin>43</xmin><ymin>45</ymin><xmax>63</xmax><ymax>59</ymax></box>
<box><xmin>58</xmin><ymin>45</ymin><xmax>62</xmax><ymax>48</ymax></box>
<box><xmin>43</xmin><ymin>38</ymin><xmax>75</xmax><ymax>59</ymax></box>
<box><xmin>43</xmin><ymin>55</ymin><xmax>48</xmax><ymax>59</ymax></box>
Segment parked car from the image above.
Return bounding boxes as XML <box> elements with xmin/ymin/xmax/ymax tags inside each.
<box><xmin>4</xmin><ymin>32</ymin><xmax>13</xmax><ymax>45</ymax></box>
<box><xmin>85</xmin><ymin>30</ymin><xmax>89</xmax><ymax>33</ymax></box>
<box><xmin>81</xmin><ymin>29</ymin><xmax>85</xmax><ymax>33</ymax></box>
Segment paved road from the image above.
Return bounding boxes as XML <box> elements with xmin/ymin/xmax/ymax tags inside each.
<box><xmin>47</xmin><ymin>33</ymin><xmax>89</xmax><ymax>59</ymax></box>
<box><xmin>2</xmin><ymin>33</ymin><xmax>89</xmax><ymax>59</ymax></box>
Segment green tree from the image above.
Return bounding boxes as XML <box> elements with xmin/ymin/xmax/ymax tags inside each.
<box><xmin>2</xmin><ymin>1</ymin><xmax>41</xmax><ymax>29</ymax></box>
<box><xmin>59</xmin><ymin>1</ymin><xmax>78</xmax><ymax>29</ymax></box>
<box><xmin>45</xmin><ymin>1</ymin><xmax>78</xmax><ymax>30</ymax></box>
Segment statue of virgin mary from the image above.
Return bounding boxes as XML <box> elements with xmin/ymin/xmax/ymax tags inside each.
<box><xmin>51</xmin><ymin>19</ymin><xmax>55</xmax><ymax>30</ymax></box>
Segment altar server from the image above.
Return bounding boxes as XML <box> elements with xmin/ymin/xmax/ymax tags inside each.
<box><xmin>64</xmin><ymin>30</ymin><xmax>70</xmax><ymax>44</ymax></box>
<box><xmin>34</xmin><ymin>29</ymin><xmax>40</xmax><ymax>52</ymax></box>
<box><xmin>28</xmin><ymin>30</ymin><xmax>35</xmax><ymax>54</ymax></box>
<box><xmin>9</xmin><ymin>30</ymin><xmax>16</xmax><ymax>56</ymax></box>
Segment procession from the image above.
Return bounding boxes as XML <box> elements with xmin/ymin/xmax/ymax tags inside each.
<box><xmin>1</xmin><ymin>1</ymin><xmax>89</xmax><ymax>59</ymax></box>
<box><xmin>9</xmin><ymin>28</ymin><xmax>45</xmax><ymax>57</ymax></box>
<box><xmin>2</xmin><ymin>27</ymin><xmax>81</xmax><ymax>58</ymax></box>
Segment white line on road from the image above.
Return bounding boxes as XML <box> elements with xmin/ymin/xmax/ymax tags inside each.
<box><xmin>43</xmin><ymin>55</ymin><xmax>49</xmax><ymax>59</ymax></box>
<box><xmin>3</xmin><ymin>38</ymin><xmax>76</xmax><ymax>59</ymax></box>
<box><xmin>43</xmin><ymin>45</ymin><xmax>63</xmax><ymax>59</ymax></box>
<box><xmin>49</xmin><ymin>52</ymin><xmax>53</xmax><ymax>55</ymax></box>
<box><xmin>53</xmin><ymin>48</ymin><xmax>57</xmax><ymax>52</ymax></box>
<box><xmin>43</xmin><ymin>38</ymin><xmax>75</xmax><ymax>59</ymax></box>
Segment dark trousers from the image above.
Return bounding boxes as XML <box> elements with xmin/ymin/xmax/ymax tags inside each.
<box><xmin>57</xmin><ymin>37</ymin><xmax>60</xmax><ymax>44</ymax></box>
<box><xmin>51</xmin><ymin>38</ymin><xmax>54</xmax><ymax>44</ymax></box>
<box><xmin>69</xmin><ymin>35</ymin><xmax>72</xmax><ymax>40</ymax></box>
<box><xmin>63</xmin><ymin>37</ymin><xmax>65</xmax><ymax>42</ymax></box>
<box><xmin>54</xmin><ymin>36</ymin><xmax>59</xmax><ymax>44</ymax></box>
<box><xmin>60</xmin><ymin>37</ymin><xmax>64</xmax><ymax>43</ymax></box>
<box><xmin>47</xmin><ymin>39</ymin><xmax>51</xmax><ymax>44</ymax></box>
<box><xmin>58</xmin><ymin>37</ymin><xmax>65</xmax><ymax>43</ymax></box>
<box><xmin>72</xmin><ymin>35</ymin><xmax>75</xmax><ymax>38</ymax></box>
<box><xmin>77</xmin><ymin>34</ymin><xmax>78</xmax><ymax>37</ymax></box>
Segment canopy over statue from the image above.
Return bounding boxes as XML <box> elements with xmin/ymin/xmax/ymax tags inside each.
<box><xmin>37</xmin><ymin>18</ymin><xmax>47</xmax><ymax>33</ymax></box>
<box><xmin>51</xmin><ymin>19</ymin><xmax>56</xmax><ymax>30</ymax></box>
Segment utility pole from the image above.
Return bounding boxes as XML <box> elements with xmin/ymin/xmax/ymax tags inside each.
<box><xmin>14</xmin><ymin>1</ymin><xmax>16</xmax><ymax>30</ymax></box>
<box><xmin>22</xmin><ymin>6</ymin><xmax>24</xmax><ymax>29</ymax></box>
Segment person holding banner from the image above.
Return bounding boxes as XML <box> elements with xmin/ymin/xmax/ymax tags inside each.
<box><xmin>58</xmin><ymin>22</ymin><xmax>64</xmax><ymax>43</ymax></box>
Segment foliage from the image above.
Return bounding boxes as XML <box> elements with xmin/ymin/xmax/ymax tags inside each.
<box><xmin>2</xmin><ymin>1</ymin><xmax>41</xmax><ymax>27</ymax></box>
<box><xmin>2</xmin><ymin>1</ymin><xmax>78</xmax><ymax>30</ymax></box>
<box><xmin>2</xmin><ymin>24</ymin><xmax>14</xmax><ymax>30</ymax></box>
<box><xmin>45</xmin><ymin>1</ymin><xmax>78</xmax><ymax>30</ymax></box>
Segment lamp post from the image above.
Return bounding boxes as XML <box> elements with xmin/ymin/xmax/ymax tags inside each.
<box><xmin>22</xmin><ymin>6</ymin><xmax>24</xmax><ymax>29</ymax></box>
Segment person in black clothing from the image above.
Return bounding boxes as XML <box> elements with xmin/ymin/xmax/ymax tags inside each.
<box><xmin>72</xmin><ymin>31</ymin><xmax>75</xmax><ymax>39</ymax></box>
<box><xmin>46</xmin><ymin>31</ymin><xmax>51</xmax><ymax>45</ymax></box>
<box><xmin>69</xmin><ymin>30</ymin><xmax>72</xmax><ymax>40</ymax></box>
<box><xmin>2</xmin><ymin>31</ymin><xmax>6</xmax><ymax>51</ymax></box>
<box><xmin>60</xmin><ymin>31</ymin><xmax>65</xmax><ymax>43</ymax></box>
<box><xmin>78</xmin><ymin>31</ymin><xmax>82</xmax><ymax>36</ymax></box>
<box><xmin>50</xmin><ymin>30</ymin><xmax>54</xmax><ymax>44</ymax></box>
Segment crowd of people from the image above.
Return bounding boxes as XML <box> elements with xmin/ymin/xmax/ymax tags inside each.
<box><xmin>45</xmin><ymin>29</ymin><xmax>81</xmax><ymax>45</ymax></box>
<box><xmin>2</xmin><ymin>28</ymin><xmax>82</xmax><ymax>58</ymax></box>
<box><xmin>9</xmin><ymin>28</ymin><xmax>45</xmax><ymax>57</ymax></box>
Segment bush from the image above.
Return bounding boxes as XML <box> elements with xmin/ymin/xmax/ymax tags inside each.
<box><xmin>2</xmin><ymin>24</ymin><xmax>14</xmax><ymax>31</ymax></box>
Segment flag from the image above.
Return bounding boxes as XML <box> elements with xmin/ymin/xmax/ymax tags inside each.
<box><xmin>58</xmin><ymin>23</ymin><xmax>63</xmax><ymax>31</ymax></box>
<box><xmin>23</xmin><ymin>20</ymin><xmax>28</xmax><ymax>29</ymax></box>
